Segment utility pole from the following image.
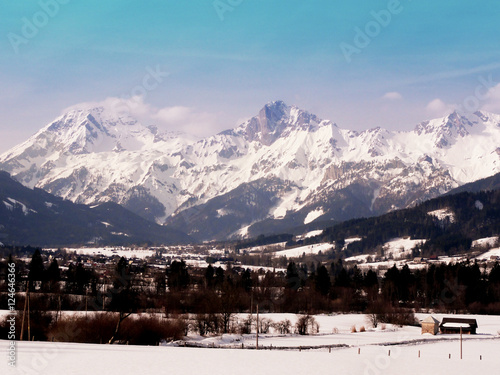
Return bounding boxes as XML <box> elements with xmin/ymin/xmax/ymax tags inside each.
<box><xmin>256</xmin><ymin>304</ymin><xmax>259</xmax><ymax>350</ymax></box>
<box><xmin>57</xmin><ymin>295</ymin><xmax>61</xmax><ymax>322</ymax></box>
<box><xmin>460</xmin><ymin>326</ymin><xmax>463</xmax><ymax>360</ymax></box>
<box><xmin>20</xmin><ymin>282</ymin><xmax>28</xmax><ymax>341</ymax></box>
<box><xmin>27</xmin><ymin>288</ymin><xmax>31</xmax><ymax>341</ymax></box>
<box><xmin>250</xmin><ymin>291</ymin><xmax>253</xmax><ymax>316</ymax></box>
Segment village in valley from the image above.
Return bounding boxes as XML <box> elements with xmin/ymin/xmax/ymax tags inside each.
<box><xmin>2</xmin><ymin>235</ymin><xmax>500</xmax><ymax>374</ymax></box>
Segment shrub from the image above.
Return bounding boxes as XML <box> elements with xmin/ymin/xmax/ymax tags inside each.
<box><xmin>272</xmin><ymin>319</ymin><xmax>291</xmax><ymax>334</ymax></box>
<box><xmin>48</xmin><ymin>313</ymin><xmax>186</xmax><ymax>345</ymax></box>
<box><xmin>258</xmin><ymin>318</ymin><xmax>272</xmax><ymax>334</ymax></box>
<box><xmin>121</xmin><ymin>314</ymin><xmax>186</xmax><ymax>345</ymax></box>
<box><xmin>295</xmin><ymin>315</ymin><xmax>319</xmax><ymax>335</ymax></box>
<box><xmin>366</xmin><ymin>313</ymin><xmax>380</xmax><ymax>328</ymax></box>
<box><xmin>48</xmin><ymin>312</ymin><xmax>118</xmax><ymax>343</ymax></box>
<box><xmin>350</xmin><ymin>325</ymin><xmax>357</xmax><ymax>333</ymax></box>
<box><xmin>366</xmin><ymin>300</ymin><xmax>418</xmax><ymax>328</ymax></box>
<box><xmin>381</xmin><ymin>308</ymin><xmax>418</xmax><ymax>327</ymax></box>
<box><xmin>237</xmin><ymin>315</ymin><xmax>253</xmax><ymax>335</ymax></box>
<box><xmin>0</xmin><ymin>310</ymin><xmax>55</xmax><ymax>341</ymax></box>
<box><xmin>195</xmin><ymin>313</ymin><xmax>221</xmax><ymax>336</ymax></box>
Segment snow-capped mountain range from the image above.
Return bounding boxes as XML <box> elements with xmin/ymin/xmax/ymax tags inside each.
<box><xmin>1</xmin><ymin>101</ymin><xmax>499</xmax><ymax>241</ymax></box>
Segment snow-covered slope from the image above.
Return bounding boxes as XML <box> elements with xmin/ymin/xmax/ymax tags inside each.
<box><xmin>1</xmin><ymin>101</ymin><xmax>499</xmax><ymax>241</ymax></box>
<box><xmin>0</xmin><ymin>171</ymin><xmax>190</xmax><ymax>246</ymax></box>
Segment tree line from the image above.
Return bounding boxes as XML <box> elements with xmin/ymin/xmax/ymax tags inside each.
<box><xmin>2</xmin><ymin>249</ymin><xmax>500</xmax><ymax>342</ymax></box>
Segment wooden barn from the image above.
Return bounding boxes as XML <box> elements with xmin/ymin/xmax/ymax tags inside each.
<box><xmin>439</xmin><ymin>317</ymin><xmax>478</xmax><ymax>334</ymax></box>
<box><xmin>421</xmin><ymin>316</ymin><xmax>439</xmax><ymax>335</ymax></box>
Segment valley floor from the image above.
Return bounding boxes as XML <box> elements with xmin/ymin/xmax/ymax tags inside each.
<box><xmin>2</xmin><ymin>313</ymin><xmax>499</xmax><ymax>374</ymax></box>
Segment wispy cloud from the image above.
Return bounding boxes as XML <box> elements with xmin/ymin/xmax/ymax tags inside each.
<box><xmin>400</xmin><ymin>63</ymin><xmax>500</xmax><ymax>86</ymax></box>
<box><xmin>64</xmin><ymin>96</ymin><xmax>221</xmax><ymax>136</ymax></box>
<box><xmin>83</xmin><ymin>44</ymin><xmax>260</xmax><ymax>62</ymax></box>
<box><xmin>481</xmin><ymin>83</ymin><xmax>500</xmax><ymax>113</ymax></box>
<box><xmin>153</xmin><ymin>106</ymin><xmax>219</xmax><ymax>136</ymax></box>
<box><xmin>425</xmin><ymin>98</ymin><xmax>456</xmax><ymax>117</ymax></box>
<box><xmin>382</xmin><ymin>92</ymin><xmax>403</xmax><ymax>100</ymax></box>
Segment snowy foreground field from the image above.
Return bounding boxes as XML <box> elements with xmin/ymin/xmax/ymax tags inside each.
<box><xmin>2</xmin><ymin>313</ymin><xmax>499</xmax><ymax>375</ymax></box>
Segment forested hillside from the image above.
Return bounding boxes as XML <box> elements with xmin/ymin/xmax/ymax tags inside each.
<box><xmin>299</xmin><ymin>189</ymin><xmax>500</xmax><ymax>257</ymax></box>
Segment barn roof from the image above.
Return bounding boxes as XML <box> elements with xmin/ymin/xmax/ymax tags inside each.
<box><xmin>421</xmin><ymin>316</ymin><xmax>439</xmax><ymax>324</ymax></box>
<box><xmin>440</xmin><ymin>317</ymin><xmax>478</xmax><ymax>328</ymax></box>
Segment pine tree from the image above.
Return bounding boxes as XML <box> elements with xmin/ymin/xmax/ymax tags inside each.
<box><xmin>108</xmin><ymin>257</ymin><xmax>136</xmax><ymax>344</ymax></box>
<box><xmin>205</xmin><ymin>264</ymin><xmax>215</xmax><ymax>288</ymax></box>
<box><xmin>167</xmin><ymin>260</ymin><xmax>190</xmax><ymax>290</ymax></box>
<box><xmin>46</xmin><ymin>258</ymin><xmax>61</xmax><ymax>292</ymax></box>
<box><xmin>215</xmin><ymin>266</ymin><xmax>225</xmax><ymax>288</ymax></box>
<box><xmin>315</xmin><ymin>265</ymin><xmax>331</xmax><ymax>296</ymax></box>
<box><xmin>364</xmin><ymin>269</ymin><xmax>379</xmax><ymax>302</ymax></box>
<box><xmin>28</xmin><ymin>249</ymin><xmax>45</xmax><ymax>291</ymax></box>
<box><xmin>286</xmin><ymin>262</ymin><xmax>300</xmax><ymax>290</ymax></box>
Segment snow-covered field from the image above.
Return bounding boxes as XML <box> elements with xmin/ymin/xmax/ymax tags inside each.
<box><xmin>3</xmin><ymin>339</ymin><xmax>500</xmax><ymax>375</ymax></box>
<box><xmin>45</xmin><ymin>246</ymin><xmax>159</xmax><ymax>259</ymax></box>
<box><xmin>345</xmin><ymin>237</ymin><xmax>425</xmax><ymax>263</ymax></box>
<box><xmin>475</xmin><ymin>247</ymin><xmax>500</xmax><ymax>261</ymax></box>
<box><xmin>472</xmin><ymin>237</ymin><xmax>498</xmax><ymax>248</ymax></box>
<box><xmin>2</xmin><ymin>313</ymin><xmax>499</xmax><ymax>374</ymax></box>
<box><xmin>181</xmin><ymin>313</ymin><xmax>499</xmax><ymax>348</ymax></box>
<box><xmin>271</xmin><ymin>243</ymin><xmax>333</xmax><ymax>258</ymax></box>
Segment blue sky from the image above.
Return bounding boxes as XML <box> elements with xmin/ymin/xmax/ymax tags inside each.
<box><xmin>1</xmin><ymin>0</ymin><xmax>500</xmax><ymax>152</ymax></box>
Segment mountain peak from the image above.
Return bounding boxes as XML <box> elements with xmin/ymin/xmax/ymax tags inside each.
<box><xmin>53</xmin><ymin>105</ymin><xmax>138</xmax><ymax>130</ymax></box>
<box><xmin>258</xmin><ymin>100</ymin><xmax>290</xmax><ymax>131</ymax></box>
<box><xmin>413</xmin><ymin>111</ymin><xmax>486</xmax><ymax>149</ymax></box>
<box><xmin>230</xmin><ymin>100</ymin><xmax>327</xmax><ymax>145</ymax></box>
<box><xmin>1</xmin><ymin>105</ymin><xmax>154</xmax><ymax>162</ymax></box>
<box><xmin>261</xmin><ymin>100</ymin><xmax>288</xmax><ymax>115</ymax></box>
